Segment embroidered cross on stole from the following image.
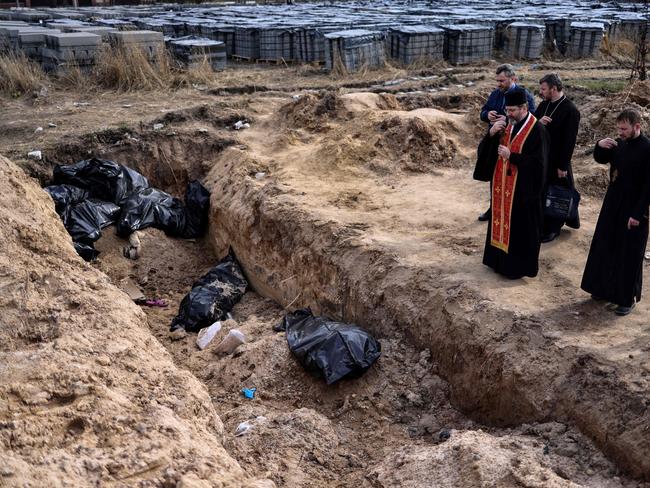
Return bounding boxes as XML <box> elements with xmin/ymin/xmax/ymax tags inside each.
<box><xmin>491</xmin><ymin>114</ymin><xmax>537</xmax><ymax>253</ymax></box>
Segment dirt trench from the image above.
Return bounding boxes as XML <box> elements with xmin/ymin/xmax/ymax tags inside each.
<box><xmin>25</xmin><ymin>100</ymin><xmax>647</xmax><ymax>488</ymax></box>
<box><xmin>204</xmin><ymin>150</ymin><xmax>650</xmax><ymax>482</ymax></box>
<box><xmin>200</xmin><ymin>93</ymin><xmax>650</xmax><ymax>482</ymax></box>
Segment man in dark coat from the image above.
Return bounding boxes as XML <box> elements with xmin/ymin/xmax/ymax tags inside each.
<box><xmin>581</xmin><ymin>108</ymin><xmax>650</xmax><ymax>316</ymax></box>
<box><xmin>477</xmin><ymin>64</ymin><xmax>536</xmax><ymax>222</ymax></box>
<box><xmin>535</xmin><ymin>73</ymin><xmax>581</xmax><ymax>242</ymax></box>
<box><xmin>476</xmin><ymin>88</ymin><xmax>548</xmax><ymax>279</ymax></box>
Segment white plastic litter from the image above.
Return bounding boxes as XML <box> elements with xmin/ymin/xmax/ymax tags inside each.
<box><xmin>212</xmin><ymin>328</ymin><xmax>245</xmax><ymax>354</ymax></box>
<box><xmin>153</xmin><ymin>123</ymin><xmax>164</xmax><ymax>131</ymax></box>
<box><xmin>196</xmin><ymin>321</ymin><xmax>222</xmax><ymax>350</ymax></box>
<box><xmin>255</xmin><ymin>172</ymin><xmax>266</xmax><ymax>180</ymax></box>
<box><xmin>233</xmin><ymin>120</ymin><xmax>250</xmax><ymax>130</ymax></box>
<box><xmin>34</xmin><ymin>127</ymin><xmax>43</xmax><ymax>133</ymax></box>
<box><xmin>28</xmin><ymin>150</ymin><xmax>42</xmax><ymax>160</ymax></box>
<box><xmin>234</xmin><ymin>421</ymin><xmax>253</xmax><ymax>436</ymax></box>
<box><xmin>234</xmin><ymin>416</ymin><xmax>267</xmax><ymax>436</ymax></box>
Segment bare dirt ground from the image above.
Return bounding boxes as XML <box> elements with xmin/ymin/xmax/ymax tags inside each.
<box><xmin>1</xmin><ymin>60</ymin><xmax>650</xmax><ymax>487</ymax></box>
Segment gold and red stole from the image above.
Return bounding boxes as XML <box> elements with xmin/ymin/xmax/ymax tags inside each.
<box><xmin>491</xmin><ymin>113</ymin><xmax>537</xmax><ymax>253</ymax></box>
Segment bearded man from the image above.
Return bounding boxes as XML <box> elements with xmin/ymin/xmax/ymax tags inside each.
<box><xmin>475</xmin><ymin>88</ymin><xmax>549</xmax><ymax>279</ymax></box>
<box><xmin>581</xmin><ymin>108</ymin><xmax>650</xmax><ymax>316</ymax></box>
<box><xmin>477</xmin><ymin>64</ymin><xmax>536</xmax><ymax>222</ymax></box>
<box><xmin>535</xmin><ymin>73</ymin><xmax>581</xmax><ymax>242</ymax></box>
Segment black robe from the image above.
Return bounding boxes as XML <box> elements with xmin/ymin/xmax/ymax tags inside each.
<box><xmin>534</xmin><ymin>96</ymin><xmax>581</xmax><ymax>232</ymax></box>
<box><xmin>476</xmin><ymin>116</ymin><xmax>548</xmax><ymax>278</ymax></box>
<box><xmin>581</xmin><ymin>134</ymin><xmax>650</xmax><ymax>306</ymax></box>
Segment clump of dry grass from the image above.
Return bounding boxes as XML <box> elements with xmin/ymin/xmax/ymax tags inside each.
<box><xmin>56</xmin><ymin>62</ymin><xmax>88</xmax><ymax>92</ymax></box>
<box><xmin>170</xmin><ymin>55</ymin><xmax>218</xmax><ymax>88</ymax></box>
<box><xmin>330</xmin><ymin>48</ymin><xmax>349</xmax><ymax>77</ymax></box>
<box><xmin>88</xmin><ymin>44</ymin><xmax>222</xmax><ymax>92</ymax></box>
<box><xmin>92</xmin><ymin>44</ymin><xmax>171</xmax><ymax>91</ymax></box>
<box><xmin>602</xmin><ymin>36</ymin><xmax>636</xmax><ymax>59</ymax></box>
<box><xmin>0</xmin><ymin>53</ymin><xmax>46</xmax><ymax>97</ymax></box>
<box><xmin>329</xmin><ymin>48</ymin><xmax>405</xmax><ymax>81</ymax></box>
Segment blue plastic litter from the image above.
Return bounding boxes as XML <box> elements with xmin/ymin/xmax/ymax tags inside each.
<box><xmin>242</xmin><ymin>387</ymin><xmax>257</xmax><ymax>399</ymax></box>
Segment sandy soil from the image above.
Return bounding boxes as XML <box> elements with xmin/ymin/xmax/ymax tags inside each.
<box><xmin>1</xmin><ymin>61</ymin><xmax>649</xmax><ymax>486</ymax></box>
<box><xmin>0</xmin><ymin>155</ymin><xmax>273</xmax><ymax>487</ymax></box>
<box><xmin>87</xmin><ymin>227</ymin><xmax>636</xmax><ymax>488</ymax></box>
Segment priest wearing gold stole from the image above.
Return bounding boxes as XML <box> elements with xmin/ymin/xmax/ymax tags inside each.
<box><xmin>476</xmin><ymin>88</ymin><xmax>549</xmax><ymax>279</ymax></box>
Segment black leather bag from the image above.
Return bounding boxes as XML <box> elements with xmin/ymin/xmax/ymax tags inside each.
<box><xmin>544</xmin><ymin>181</ymin><xmax>580</xmax><ymax>221</ymax></box>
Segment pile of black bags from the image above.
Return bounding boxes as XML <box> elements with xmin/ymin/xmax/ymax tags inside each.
<box><xmin>45</xmin><ymin>158</ymin><xmax>210</xmax><ymax>260</ymax></box>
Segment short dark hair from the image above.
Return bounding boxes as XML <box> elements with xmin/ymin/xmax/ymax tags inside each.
<box><xmin>539</xmin><ymin>73</ymin><xmax>563</xmax><ymax>91</ymax></box>
<box><xmin>616</xmin><ymin>108</ymin><xmax>642</xmax><ymax>125</ymax></box>
<box><xmin>496</xmin><ymin>64</ymin><xmax>515</xmax><ymax>78</ymax></box>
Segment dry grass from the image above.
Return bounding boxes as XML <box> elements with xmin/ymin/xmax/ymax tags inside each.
<box><xmin>600</xmin><ymin>36</ymin><xmax>636</xmax><ymax>70</ymax></box>
<box><xmin>603</xmin><ymin>36</ymin><xmax>636</xmax><ymax>59</ymax></box>
<box><xmin>1</xmin><ymin>44</ymin><xmax>418</xmax><ymax>98</ymax></box>
<box><xmin>92</xmin><ymin>44</ymin><xmax>171</xmax><ymax>91</ymax></box>
<box><xmin>87</xmin><ymin>44</ymin><xmax>225</xmax><ymax>92</ymax></box>
<box><xmin>0</xmin><ymin>53</ymin><xmax>46</xmax><ymax>97</ymax></box>
<box><xmin>56</xmin><ymin>62</ymin><xmax>88</xmax><ymax>92</ymax></box>
<box><xmin>171</xmin><ymin>55</ymin><xmax>219</xmax><ymax>88</ymax></box>
<box><xmin>329</xmin><ymin>48</ymin><xmax>405</xmax><ymax>81</ymax></box>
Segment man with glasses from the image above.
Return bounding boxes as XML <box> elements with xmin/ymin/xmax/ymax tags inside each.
<box><xmin>476</xmin><ymin>88</ymin><xmax>548</xmax><ymax>279</ymax></box>
<box><xmin>478</xmin><ymin>64</ymin><xmax>536</xmax><ymax>222</ymax></box>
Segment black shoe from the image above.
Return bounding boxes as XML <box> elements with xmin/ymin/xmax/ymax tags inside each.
<box><xmin>614</xmin><ymin>303</ymin><xmax>635</xmax><ymax>316</ymax></box>
<box><xmin>478</xmin><ymin>209</ymin><xmax>491</xmax><ymax>222</ymax></box>
<box><xmin>541</xmin><ymin>231</ymin><xmax>560</xmax><ymax>243</ymax></box>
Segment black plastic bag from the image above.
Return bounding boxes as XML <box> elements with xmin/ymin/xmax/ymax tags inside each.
<box><xmin>183</xmin><ymin>180</ymin><xmax>211</xmax><ymax>238</ymax></box>
<box><xmin>65</xmin><ymin>199</ymin><xmax>121</xmax><ymax>243</ymax></box>
<box><xmin>170</xmin><ymin>250</ymin><xmax>248</xmax><ymax>332</ymax></box>
<box><xmin>45</xmin><ymin>184</ymin><xmax>89</xmax><ymax>223</ymax></box>
<box><xmin>116</xmin><ymin>181</ymin><xmax>210</xmax><ymax>238</ymax></box>
<box><xmin>278</xmin><ymin>309</ymin><xmax>381</xmax><ymax>385</ymax></box>
<box><xmin>53</xmin><ymin>158</ymin><xmax>149</xmax><ymax>205</ymax></box>
<box><xmin>74</xmin><ymin>242</ymin><xmax>99</xmax><ymax>261</ymax></box>
<box><xmin>116</xmin><ymin>187</ymin><xmax>186</xmax><ymax>237</ymax></box>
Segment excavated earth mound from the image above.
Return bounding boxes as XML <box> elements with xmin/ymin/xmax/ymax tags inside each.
<box><xmin>0</xmin><ymin>155</ymin><xmax>270</xmax><ymax>487</ymax></box>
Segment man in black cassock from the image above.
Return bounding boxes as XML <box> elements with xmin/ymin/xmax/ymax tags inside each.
<box><xmin>581</xmin><ymin>109</ymin><xmax>650</xmax><ymax>316</ymax></box>
<box><xmin>477</xmin><ymin>64</ymin><xmax>536</xmax><ymax>222</ymax></box>
<box><xmin>475</xmin><ymin>88</ymin><xmax>548</xmax><ymax>279</ymax></box>
<box><xmin>535</xmin><ymin>73</ymin><xmax>581</xmax><ymax>242</ymax></box>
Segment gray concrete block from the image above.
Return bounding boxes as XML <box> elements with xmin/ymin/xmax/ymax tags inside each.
<box><xmin>108</xmin><ymin>30</ymin><xmax>164</xmax><ymax>44</ymax></box>
<box><xmin>19</xmin><ymin>29</ymin><xmax>60</xmax><ymax>45</ymax></box>
<box><xmin>45</xmin><ymin>32</ymin><xmax>101</xmax><ymax>48</ymax></box>
<box><xmin>69</xmin><ymin>26</ymin><xmax>118</xmax><ymax>40</ymax></box>
<box><xmin>1</xmin><ymin>26</ymin><xmax>52</xmax><ymax>40</ymax></box>
<box><xmin>12</xmin><ymin>11</ymin><xmax>52</xmax><ymax>22</ymax></box>
<box><xmin>0</xmin><ymin>21</ymin><xmax>29</xmax><ymax>27</ymax></box>
<box><xmin>41</xmin><ymin>46</ymin><xmax>99</xmax><ymax>62</ymax></box>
